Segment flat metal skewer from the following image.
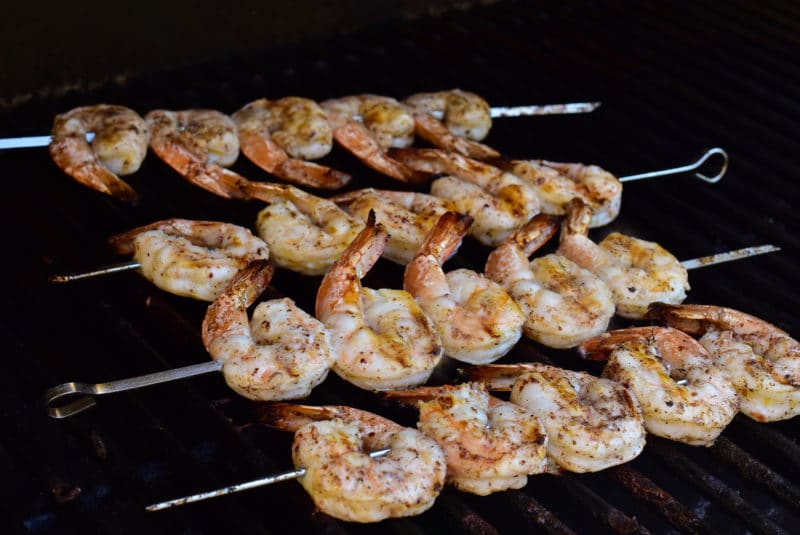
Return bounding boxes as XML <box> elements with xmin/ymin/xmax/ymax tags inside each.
<box><xmin>146</xmin><ymin>448</ymin><xmax>391</xmax><ymax>512</ymax></box>
<box><xmin>620</xmin><ymin>147</ymin><xmax>728</xmax><ymax>184</ymax></box>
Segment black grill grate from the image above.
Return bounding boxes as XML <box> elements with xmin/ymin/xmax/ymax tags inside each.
<box><xmin>2</xmin><ymin>1</ymin><xmax>799</xmax><ymax>533</ymax></box>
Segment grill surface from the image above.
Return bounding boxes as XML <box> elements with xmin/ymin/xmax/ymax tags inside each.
<box><xmin>3</xmin><ymin>1</ymin><xmax>799</xmax><ymax>533</ymax></box>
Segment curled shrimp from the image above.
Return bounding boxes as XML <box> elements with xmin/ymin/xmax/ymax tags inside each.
<box><xmin>108</xmin><ymin>218</ymin><xmax>269</xmax><ymax>301</ymax></box>
<box><xmin>467</xmin><ymin>363</ymin><xmax>645</xmax><ymax>473</ymax></box>
<box><xmin>405</xmin><ymin>212</ymin><xmax>525</xmax><ymax>363</ymax></box>
<box><xmin>201</xmin><ymin>260</ymin><xmax>334</xmax><ymax>400</ymax></box>
<box><xmin>391</xmin><ymin>148</ymin><xmax>540</xmax><ymax>246</ymax></box>
<box><xmin>259</xmin><ymin>403</ymin><xmax>446</xmax><ymax>523</ymax></box>
<box><xmin>580</xmin><ymin>326</ymin><xmax>739</xmax><ymax>446</ymax></box>
<box><xmin>331</xmin><ymin>188</ymin><xmax>456</xmax><ymax>265</ymax></box>
<box><xmin>557</xmin><ymin>198</ymin><xmax>689</xmax><ymax>319</ymax></box>
<box><xmin>315</xmin><ymin>213</ymin><xmax>443</xmax><ymax>391</ymax></box>
<box><xmin>403</xmin><ymin>89</ymin><xmax>500</xmax><ymax>159</ymax></box>
<box><xmin>146</xmin><ymin>109</ymin><xmax>249</xmax><ymax>199</ymax></box>
<box><xmin>497</xmin><ymin>159</ymin><xmax>622</xmax><ymax>227</ymax></box>
<box><xmin>49</xmin><ymin>104</ymin><xmax>147</xmax><ymax>202</ymax></box>
<box><xmin>650</xmin><ymin>303</ymin><xmax>800</xmax><ymax>422</ymax></box>
<box><xmin>232</xmin><ymin>97</ymin><xmax>350</xmax><ymax>190</ymax></box>
<box><xmin>485</xmin><ymin>213</ymin><xmax>615</xmax><ymax>348</ymax></box>
<box><xmin>386</xmin><ymin>383</ymin><xmax>547</xmax><ymax>495</ymax></box>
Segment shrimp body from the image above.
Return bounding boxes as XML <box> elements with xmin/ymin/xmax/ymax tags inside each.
<box><xmin>580</xmin><ymin>327</ymin><xmax>739</xmax><ymax>446</ymax></box>
<box><xmin>233</xmin><ymin>97</ymin><xmax>350</xmax><ymax>190</ymax></box>
<box><xmin>504</xmin><ymin>159</ymin><xmax>622</xmax><ymax>227</ymax></box>
<box><xmin>558</xmin><ymin>199</ymin><xmax>688</xmax><ymax>319</ymax></box>
<box><xmin>49</xmin><ymin>104</ymin><xmax>147</xmax><ymax>202</ymax></box>
<box><xmin>485</xmin><ymin>214</ymin><xmax>614</xmax><ymax>348</ymax></box>
<box><xmin>316</xmin><ymin>215</ymin><xmax>443</xmax><ymax>390</ymax></box>
<box><xmin>108</xmin><ymin>218</ymin><xmax>269</xmax><ymax>301</ymax></box>
<box><xmin>650</xmin><ymin>303</ymin><xmax>800</xmax><ymax>422</ymax></box>
<box><xmin>201</xmin><ymin>261</ymin><xmax>334</xmax><ymax>400</ymax></box>
<box><xmin>323</xmin><ymin>95</ymin><xmax>415</xmax><ymax>149</ymax></box>
<box><xmin>405</xmin><ymin>212</ymin><xmax>524</xmax><ymax>363</ymax></box>
<box><xmin>387</xmin><ymin>383</ymin><xmax>548</xmax><ymax>495</ymax></box>
<box><xmin>261</xmin><ymin>404</ymin><xmax>446</xmax><ymax>523</ymax></box>
<box><xmin>469</xmin><ymin>363</ymin><xmax>645</xmax><ymax>473</ymax></box>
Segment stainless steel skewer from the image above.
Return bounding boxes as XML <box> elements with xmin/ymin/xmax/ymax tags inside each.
<box><xmin>49</xmin><ymin>260</ymin><xmax>141</xmax><ymax>283</ymax></box>
<box><xmin>619</xmin><ymin>147</ymin><xmax>728</xmax><ymax>184</ymax></box>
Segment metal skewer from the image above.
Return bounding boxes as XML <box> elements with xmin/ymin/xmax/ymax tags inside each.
<box><xmin>680</xmin><ymin>244</ymin><xmax>780</xmax><ymax>270</ymax></box>
<box><xmin>0</xmin><ymin>102</ymin><xmax>601</xmax><ymax>150</ymax></box>
<box><xmin>619</xmin><ymin>147</ymin><xmax>728</xmax><ymax>184</ymax></box>
<box><xmin>146</xmin><ymin>448</ymin><xmax>391</xmax><ymax>512</ymax></box>
<box><xmin>49</xmin><ymin>260</ymin><xmax>141</xmax><ymax>283</ymax></box>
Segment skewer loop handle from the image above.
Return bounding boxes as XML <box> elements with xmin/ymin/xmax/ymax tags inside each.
<box><xmin>620</xmin><ymin>147</ymin><xmax>728</xmax><ymax>183</ymax></box>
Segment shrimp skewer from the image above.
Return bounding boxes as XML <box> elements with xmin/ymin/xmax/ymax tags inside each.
<box><xmin>405</xmin><ymin>212</ymin><xmax>525</xmax><ymax>363</ymax></box>
<box><xmin>232</xmin><ymin>97</ymin><xmax>351</xmax><ymax>190</ymax></box>
<box><xmin>49</xmin><ymin>104</ymin><xmax>147</xmax><ymax>202</ymax></box>
<box><xmin>385</xmin><ymin>383</ymin><xmax>548</xmax><ymax>495</ymax></box>
<box><xmin>258</xmin><ymin>403</ymin><xmax>446</xmax><ymax>523</ymax></box>
<box><xmin>316</xmin><ymin>212</ymin><xmax>443</xmax><ymax>390</ymax></box>
<box><xmin>466</xmin><ymin>363</ymin><xmax>645</xmax><ymax>473</ymax></box>
<box><xmin>649</xmin><ymin>303</ymin><xmax>800</xmax><ymax>422</ymax></box>
<box><xmin>579</xmin><ymin>326</ymin><xmax>739</xmax><ymax>446</ymax></box>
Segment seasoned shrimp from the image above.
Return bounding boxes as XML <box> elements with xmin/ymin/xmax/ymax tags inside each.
<box><xmin>331</xmin><ymin>188</ymin><xmax>456</xmax><ymax>265</ymax></box>
<box><xmin>485</xmin><ymin>213</ymin><xmax>614</xmax><ymax>348</ymax></box>
<box><xmin>108</xmin><ymin>218</ymin><xmax>269</xmax><ymax>301</ymax></box>
<box><xmin>146</xmin><ymin>109</ymin><xmax>249</xmax><ymax>199</ymax></box>
<box><xmin>260</xmin><ymin>403</ymin><xmax>446</xmax><ymax>523</ymax></box>
<box><xmin>497</xmin><ymin>159</ymin><xmax>622</xmax><ymax>227</ymax></box>
<box><xmin>468</xmin><ymin>363</ymin><xmax>645</xmax><ymax>473</ymax></box>
<box><xmin>403</xmin><ymin>89</ymin><xmax>500</xmax><ymax>159</ymax></box>
<box><xmin>580</xmin><ymin>326</ymin><xmax>739</xmax><ymax>446</ymax></box>
<box><xmin>232</xmin><ymin>97</ymin><xmax>350</xmax><ymax>190</ymax></box>
<box><xmin>315</xmin><ymin>213</ymin><xmax>443</xmax><ymax>390</ymax></box>
<box><xmin>650</xmin><ymin>303</ymin><xmax>800</xmax><ymax>422</ymax></box>
<box><xmin>201</xmin><ymin>261</ymin><xmax>334</xmax><ymax>400</ymax></box>
<box><xmin>386</xmin><ymin>383</ymin><xmax>547</xmax><ymax>495</ymax></box>
<box><xmin>392</xmin><ymin>148</ymin><xmax>540</xmax><ymax>246</ymax></box>
<box><xmin>557</xmin><ymin>198</ymin><xmax>689</xmax><ymax>319</ymax></box>
<box><xmin>405</xmin><ymin>212</ymin><xmax>525</xmax><ymax>363</ymax></box>
<box><xmin>49</xmin><ymin>104</ymin><xmax>147</xmax><ymax>202</ymax></box>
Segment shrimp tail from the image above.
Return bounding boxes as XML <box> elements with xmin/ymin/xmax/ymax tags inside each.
<box><xmin>417</xmin><ymin>211</ymin><xmax>473</xmax><ymax>261</ymax></box>
<box><xmin>49</xmin><ymin>138</ymin><xmax>140</xmax><ymax>202</ymax></box>
<box><xmin>462</xmin><ymin>363</ymin><xmax>545</xmax><ymax>391</ymax></box>
<box><xmin>561</xmin><ymin>198</ymin><xmax>593</xmax><ymax>239</ymax></box>
<box><xmin>508</xmin><ymin>213</ymin><xmax>561</xmax><ymax>256</ymax></box>
<box><xmin>647</xmin><ymin>302</ymin><xmax>717</xmax><ymax>335</ymax></box>
<box><xmin>273</xmin><ymin>159</ymin><xmax>352</xmax><ymax>190</ymax></box>
<box><xmin>412</xmin><ymin>113</ymin><xmax>500</xmax><ymax>160</ymax></box>
<box><xmin>223</xmin><ymin>260</ymin><xmax>275</xmax><ymax>307</ymax></box>
<box><xmin>257</xmin><ymin>402</ymin><xmax>344</xmax><ymax>432</ymax></box>
<box><xmin>384</xmin><ymin>385</ymin><xmax>459</xmax><ymax>405</ymax></box>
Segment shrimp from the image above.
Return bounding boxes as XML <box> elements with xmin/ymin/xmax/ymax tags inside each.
<box><xmin>403</xmin><ymin>89</ymin><xmax>500</xmax><ymax>159</ymax></box>
<box><xmin>497</xmin><ymin>159</ymin><xmax>622</xmax><ymax>227</ymax></box>
<box><xmin>331</xmin><ymin>188</ymin><xmax>456</xmax><ymax>265</ymax></box>
<box><xmin>232</xmin><ymin>97</ymin><xmax>351</xmax><ymax>190</ymax></box>
<box><xmin>391</xmin><ymin>148</ymin><xmax>540</xmax><ymax>246</ymax></box>
<box><xmin>579</xmin><ymin>326</ymin><xmax>739</xmax><ymax>446</ymax></box>
<box><xmin>485</xmin><ymin>213</ymin><xmax>615</xmax><ymax>348</ymax></box>
<box><xmin>201</xmin><ymin>260</ymin><xmax>334</xmax><ymax>400</ymax></box>
<box><xmin>404</xmin><ymin>212</ymin><xmax>525</xmax><ymax>363</ymax></box>
<box><xmin>146</xmin><ymin>109</ymin><xmax>249</xmax><ymax>199</ymax></box>
<box><xmin>385</xmin><ymin>383</ymin><xmax>548</xmax><ymax>495</ymax></box>
<box><xmin>467</xmin><ymin>363</ymin><xmax>645</xmax><ymax>473</ymax></box>
<box><xmin>107</xmin><ymin>218</ymin><xmax>269</xmax><ymax>301</ymax></box>
<box><xmin>649</xmin><ymin>303</ymin><xmax>800</xmax><ymax>422</ymax></box>
<box><xmin>49</xmin><ymin>104</ymin><xmax>147</xmax><ymax>202</ymax></box>
<box><xmin>557</xmin><ymin>198</ymin><xmax>689</xmax><ymax>319</ymax></box>
<box><xmin>315</xmin><ymin>213</ymin><xmax>443</xmax><ymax>390</ymax></box>
<box><xmin>260</xmin><ymin>403</ymin><xmax>446</xmax><ymax>523</ymax></box>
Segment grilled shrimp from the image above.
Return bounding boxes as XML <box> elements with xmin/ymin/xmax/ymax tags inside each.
<box><xmin>260</xmin><ymin>403</ymin><xmax>446</xmax><ymax>523</ymax></box>
<box><xmin>49</xmin><ymin>104</ymin><xmax>147</xmax><ymax>202</ymax></box>
<box><xmin>385</xmin><ymin>383</ymin><xmax>547</xmax><ymax>495</ymax></box>
<box><xmin>485</xmin><ymin>213</ymin><xmax>614</xmax><ymax>348</ymax></box>
<box><xmin>498</xmin><ymin>159</ymin><xmax>622</xmax><ymax>227</ymax></box>
<box><xmin>405</xmin><ymin>212</ymin><xmax>525</xmax><ymax>363</ymax></box>
<box><xmin>108</xmin><ymin>218</ymin><xmax>269</xmax><ymax>301</ymax></box>
<box><xmin>403</xmin><ymin>89</ymin><xmax>500</xmax><ymax>159</ymax></box>
<box><xmin>146</xmin><ymin>109</ymin><xmax>248</xmax><ymax>199</ymax></box>
<box><xmin>315</xmin><ymin>213</ymin><xmax>443</xmax><ymax>390</ymax></box>
<box><xmin>650</xmin><ymin>303</ymin><xmax>800</xmax><ymax>422</ymax></box>
<box><xmin>232</xmin><ymin>97</ymin><xmax>350</xmax><ymax>190</ymax></box>
<box><xmin>557</xmin><ymin>198</ymin><xmax>689</xmax><ymax>319</ymax></box>
<box><xmin>468</xmin><ymin>363</ymin><xmax>645</xmax><ymax>472</ymax></box>
<box><xmin>332</xmin><ymin>188</ymin><xmax>456</xmax><ymax>265</ymax></box>
<box><xmin>391</xmin><ymin>148</ymin><xmax>540</xmax><ymax>246</ymax></box>
<box><xmin>580</xmin><ymin>326</ymin><xmax>739</xmax><ymax>446</ymax></box>
<box><xmin>201</xmin><ymin>261</ymin><xmax>334</xmax><ymax>400</ymax></box>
